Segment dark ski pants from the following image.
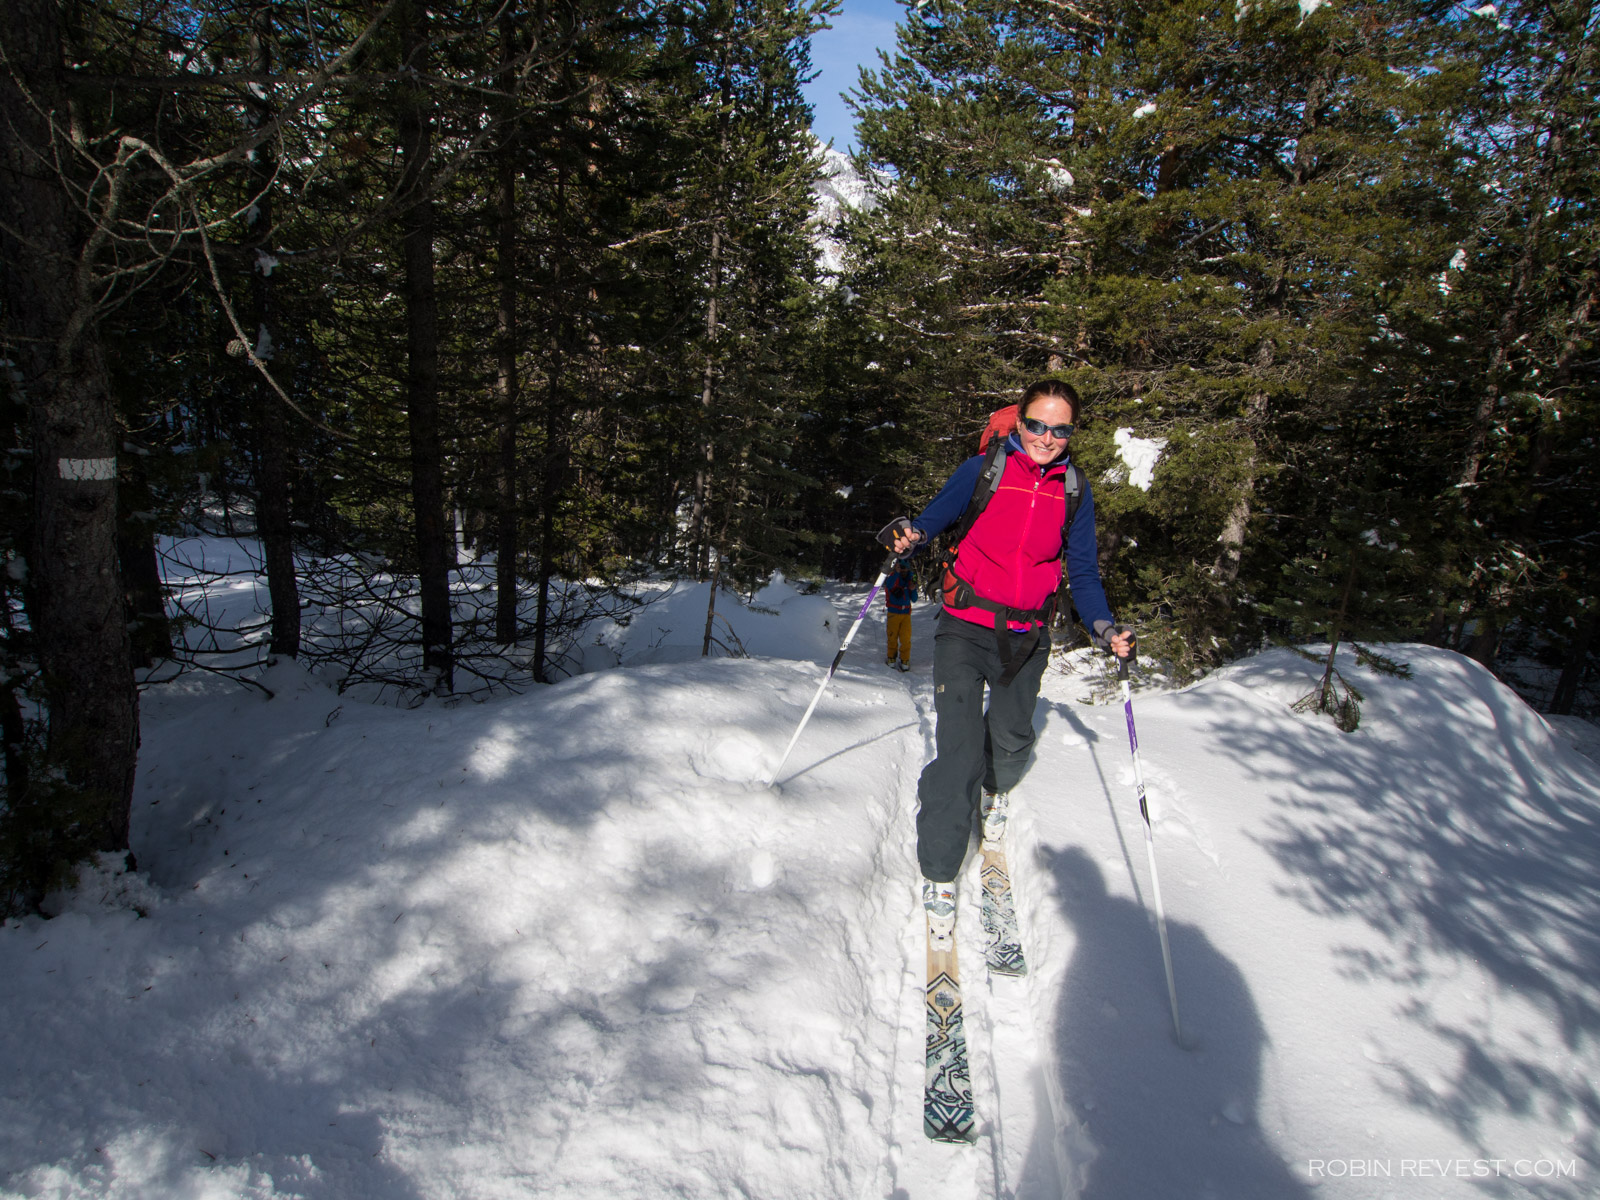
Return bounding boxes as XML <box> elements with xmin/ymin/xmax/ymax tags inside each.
<box><xmin>916</xmin><ymin>612</ymin><xmax>1050</xmax><ymax>882</ymax></box>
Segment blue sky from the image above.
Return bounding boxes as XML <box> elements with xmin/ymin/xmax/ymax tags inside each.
<box><xmin>802</xmin><ymin>0</ymin><xmax>904</xmax><ymax>152</ymax></box>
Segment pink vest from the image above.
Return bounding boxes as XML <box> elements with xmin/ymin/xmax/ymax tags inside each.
<box><xmin>944</xmin><ymin>451</ymin><xmax>1070</xmax><ymax>631</ymax></box>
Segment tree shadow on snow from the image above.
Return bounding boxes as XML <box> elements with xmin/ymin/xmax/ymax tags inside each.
<box><xmin>1205</xmin><ymin>648</ymin><xmax>1600</xmax><ymax>1162</ymax></box>
<box><xmin>17</xmin><ymin>660</ymin><xmax>898</xmax><ymax>1198</ymax></box>
<box><xmin>1022</xmin><ymin>847</ymin><xmax>1310</xmax><ymax>1200</ymax></box>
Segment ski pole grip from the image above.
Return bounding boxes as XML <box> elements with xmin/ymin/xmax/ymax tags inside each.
<box><xmin>876</xmin><ymin>516</ymin><xmax>913</xmax><ymax>549</ymax></box>
<box><xmin>1118</xmin><ymin>651</ymin><xmax>1131</xmax><ymax>681</ymax></box>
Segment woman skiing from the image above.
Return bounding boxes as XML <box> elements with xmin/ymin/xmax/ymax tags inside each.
<box><xmin>888</xmin><ymin>379</ymin><xmax>1133</xmax><ymax>934</ymax></box>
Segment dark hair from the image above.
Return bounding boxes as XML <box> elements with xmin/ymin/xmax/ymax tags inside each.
<box><xmin>1019</xmin><ymin>379</ymin><xmax>1080</xmax><ymax>422</ymax></box>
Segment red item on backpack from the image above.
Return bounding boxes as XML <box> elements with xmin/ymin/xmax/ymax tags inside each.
<box><xmin>979</xmin><ymin>404</ymin><xmax>1019</xmax><ymax>451</ymax></box>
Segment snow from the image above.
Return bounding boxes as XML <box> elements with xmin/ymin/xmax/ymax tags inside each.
<box><xmin>4</xmin><ymin>568</ymin><xmax>1600</xmax><ymax>1198</ymax></box>
<box><xmin>1114</xmin><ymin>427</ymin><xmax>1167</xmax><ymax>491</ymax></box>
<box><xmin>606</xmin><ymin>573</ymin><xmax>838</xmax><ymax>665</ymax></box>
<box><xmin>1038</xmin><ymin>158</ymin><xmax>1074</xmax><ymax>193</ymax></box>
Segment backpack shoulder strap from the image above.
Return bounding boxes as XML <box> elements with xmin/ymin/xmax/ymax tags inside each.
<box><xmin>1059</xmin><ymin>462</ymin><xmax>1084</xmax><ymax>555</ymax></box>
<box><xmin>951</xmin><ymin>435</ymin><xmax>1008</xmax><ymax>547</ymax></box>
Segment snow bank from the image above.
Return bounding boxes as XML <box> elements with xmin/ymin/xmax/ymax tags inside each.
<box><xmin>609</xmin><ymin>572</ymin><xmax>838</xmax><ymax>666</ymax></box>
<box><xmin>5</xmin><ymin>597</ymin><xmax>1599</xmax><ymax>1200</ymax></box>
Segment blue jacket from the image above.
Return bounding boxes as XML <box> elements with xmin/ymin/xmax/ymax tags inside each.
<box><xmin>909</xmin><ymin>435</ymin><xmax>1115</xmax><ymax>632</ymax></box>
<box><xmin>884</xmin><ymin>567</ymin><xmax>917</xmax><ymax>615</ymax></box>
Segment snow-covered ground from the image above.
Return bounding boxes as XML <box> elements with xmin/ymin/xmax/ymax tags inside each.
<box><xmin>4</xmin><ymin>556</ymin><xmax>1600</xmax><ymax>1199</ymax></box>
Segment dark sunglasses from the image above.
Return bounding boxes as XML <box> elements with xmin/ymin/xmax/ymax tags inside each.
<box><xmin>1020</xmin><ymin>415</ymin><xmax>1075</xmax><ymax>440</ymax></box>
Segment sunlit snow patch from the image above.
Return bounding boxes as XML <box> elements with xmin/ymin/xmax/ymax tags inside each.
<box><xmin>1114</xmin><ymin>428</ymin><xmax>1167</xmax><ymax>491</ymax></box>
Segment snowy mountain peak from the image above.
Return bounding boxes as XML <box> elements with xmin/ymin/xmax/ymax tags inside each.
<box><xmin>811</xmin><ymin>142</ymin><xmax>877</xmax><ymax>276</ymax></box>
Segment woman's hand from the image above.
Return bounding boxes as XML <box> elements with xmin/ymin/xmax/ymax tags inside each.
<box><xmin>892</xmin><ymin>525</ymin><xmax>922</xmax><ymax>556</ymax></box>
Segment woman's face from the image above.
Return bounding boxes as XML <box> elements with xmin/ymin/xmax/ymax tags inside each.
<box><xmin>1017</xmin><ymin>394</ymin><xmax>1075</xmax><ymax>466</ymax></box>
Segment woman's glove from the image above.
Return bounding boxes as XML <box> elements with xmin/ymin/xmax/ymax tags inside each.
<box><xmin>1093</xmin><ymin>621</ymin><xmax>1137</xmax><ymax>658</ymax></box>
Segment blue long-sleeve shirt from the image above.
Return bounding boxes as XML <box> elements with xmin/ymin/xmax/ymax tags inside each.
<box><xmin>909</xmin><ymin>436</ymin><xmax>1116</xmax><ymax>632</ymax></box>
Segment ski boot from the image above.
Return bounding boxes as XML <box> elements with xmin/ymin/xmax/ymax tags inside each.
<box><xmin>980</xmin><ymin>790</ymin><xmax>1011</xmax><ymax>851</ymax></box>
<box><xmin>922</xmin><ymin>877</ymin><xmax>957</xmax><ymax>946</ymax></box>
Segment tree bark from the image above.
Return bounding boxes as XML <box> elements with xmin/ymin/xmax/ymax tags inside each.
<box><xmin>494</xmin><ymin>11</ymin><xmax>521</xmax><ymax>646</ymax></box>
<box><xmin>397</xmin><ymin>0</ymin><xmax>453</xmax><ymax>692</ymax></box>
<box><xmin>0</xmin><ymin>0</ymin><xmax>138</xmax><ymax>856</ymax></box>
<box><xmin>1211</xmin><ymin>464</ymin><xmax>1255</xmax><ymax>584</ymax></box>
<box><xmin>116</xmin><ymin>450</ymin><xmax>172</xmax><ymax>667</ymax></box>
<box><xmin>688</xmin><ymin>87</ymin><xmax>731</xmax><ymax>581</ymax></box>
<box><xmin>689</xmin><ymin>224</ymin><xmax>722</xmax><ymax>580</ymax></box>
<box><xmin>248</xmin><ymin>3</ymin><xmax>301</xmax><ymax>659</ymax></box>
<box><xmin>1550</xmin><ymin>608</ymin><xmax>1595</xmax><ymax>715</ymax></box>
<box><xmin>532</xmin><ymin>336</ymin><xmax>564</xmax><ymax>683</ymax></box>
<box><xmin>1465</xmin><ymin>609</ymin><xmax>1499</xmax><ymax>670</ymax></box>
<box><xmin>1315</xmin><ymin>548</ymin><xmax>1358</xmax><ymax>716</ymax></box>
<box><xmin>1212</xmin><ymin>385</ymin><xmax>1269</xmax><ymax>584</ymax></box>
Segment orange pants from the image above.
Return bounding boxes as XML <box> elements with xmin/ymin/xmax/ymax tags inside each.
<box><xmin>886</xmin><ymin>612</ymin><xmax>912</xmax><ymax>665</ymax></box>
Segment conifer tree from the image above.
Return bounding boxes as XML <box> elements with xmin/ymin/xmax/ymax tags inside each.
<box><xmin>658</xmin><ymin>0</ymin><xmax>834</xmax><ymax>609</ymax></box>
<box><xmin>1417</xmin><ymin>0</ymin><xmax>1599</xmax><ymax>672</ymax></box>
<box><xmin>846</xmin><ymin>0</ymin><xmax>1090</xmax><ymax>500</ymax></box>
<box><xmin>1033</xmin><ymin>0</ymin><xmax>1483</xmax><ymax>667</ymax></box>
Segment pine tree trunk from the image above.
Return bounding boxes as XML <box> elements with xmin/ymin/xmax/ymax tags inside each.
<box><xmin>397</xmin><ymin>0</ymin><xmax>453</xmax><ymax>693</ymax></box>
<box><xmin>1465</xmin><ymin>606</ymin><xmax>1500</xmax><ymax>669</ymax></box>
<box><xmin>701</xmin><ymin>550</ymin><xmax>722</xmax><ymax>657</ymax></box>
<box><xmin>117</xmin><ymin>448</ymin><xmax>173</xmax><ymax>667</ymax></box>
<box><xmin>702</xmin><ymin>502</ymin><xmax>734</xmax><ymax>657</ymax></box>
<box><xmin>532</xmin><ymin>344</ymin><xmax>563</xmax><ymax>683</ymax></box>
<box><xmin>1316</xmin><ymin>549</ymin><xmax>1358</xmax><ymax>712</ymax></box>
<box><xmin>1212</xmin><ymin>387</ymin><xmax>1269</xmax><ymax>583</ymax></box>
<box><xmin>493</xmin><ymin>14</ymin><xmax>521</xmax><ymax>647</ymax></box>
<box><xmin>1550</xmin><ymin>608</ymin><xmax>1595</xmax><ymax>715</ymax></box>
<box><xmin>690</xmin><ymin>221</ymin><xmax>723</xmax><ymax>580</ymax></box>
<box><xmin>116</xmin><ymin>517</ymin><xmax>171</xmax><ymax>668</ymax></box>
<box><xmin>0</xmin><ymin>559</ymin><xmax>31</xmax><ymax>801</ymax></box>
<box><xmin>0</xmin><ymin>0</ymin><xmax>138</xmax><ymax>856</ymax></box>
<box><xmin>249</xmin><ymin>5</ymin><xmax>301</xmax><ymax>660</ymax></box>
<box><xmin>1211</xmin><ymin>467</ymin><xmax>1254</xmax><ymax>583</ymax></box>
<box><xmin>1423</xmin><ymin>607</ymin><xmax>1449</xmax><ymax>646</ymax></box>
<box><xmin>0</xmin><ymin>644</ymin><xmax>27</xmax><ymax>807</ymax></box>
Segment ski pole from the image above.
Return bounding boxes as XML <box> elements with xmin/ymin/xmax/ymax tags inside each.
<box><xmin>766</xmin><ymin>528</ymin><xmax>907</xmax><ymax>787</ymax></box>
<box><xmin>1118</xmin><ymin>651</ymin><xmax>1184</xmax><ymax>1045</ymax></box>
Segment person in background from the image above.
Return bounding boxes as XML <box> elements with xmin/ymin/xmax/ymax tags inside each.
<box><xmin>883</xmin><ymin>559</ymin><xmax>917</xmax><ymax>672</ymax></box>
<box><xmin>888</xmin><ymin>379</ymin><xmax>1134</xmax><ymax>937</ymax></box>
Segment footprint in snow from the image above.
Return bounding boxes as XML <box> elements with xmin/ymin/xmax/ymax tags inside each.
<box><xmin>692</xmin><ymin>731</ymin><xmax>767</xmax><ymax>784</ymax></box>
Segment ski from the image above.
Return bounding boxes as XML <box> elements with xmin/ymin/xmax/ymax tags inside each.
<box><xmin>924</xmin><ymin>922</ymin><xmax>976</xmax><ymax>1142</ymax></box>
<box><xmin>980</xmin><ymin>793</ymin><xmax>1027</xmax><ymax>976</ymax></box>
